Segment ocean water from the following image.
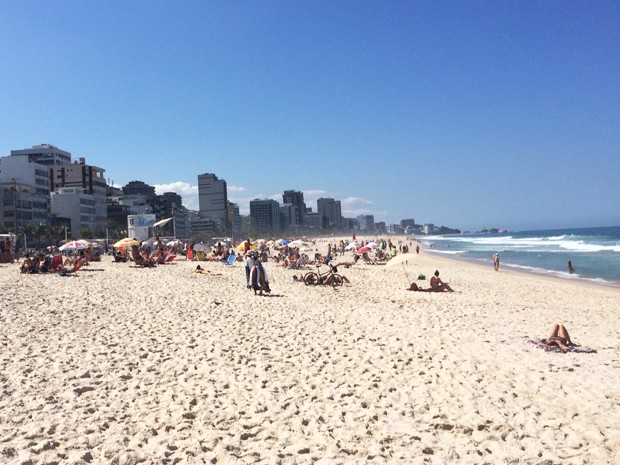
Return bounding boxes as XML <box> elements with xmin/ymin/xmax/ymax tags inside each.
<box><xmin>418</xmin><ymin>226</ymin><xmax>620</xmax><ymax>286</ymax></box>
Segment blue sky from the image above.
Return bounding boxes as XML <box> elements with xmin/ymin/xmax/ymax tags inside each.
<box><xmin>1</xmin><ymin>1</ymin><xmax>618</xmax><ymax>232</ymax></box>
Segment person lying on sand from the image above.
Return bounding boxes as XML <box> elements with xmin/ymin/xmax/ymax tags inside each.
<box><xmin>530</xmin><ymin>323</ymin><xmax>597</xmax><ymax>353</ymax></box>
<box><xmin>333</xmin><ymin>254</ymin><xmax>360</xmax><ymax>268</ymax></box>
<box><xmin>195</xmin><ymin>265</ymin><xmax>221</xmax><ymax>276</ymax></box>
<box><xmin>541</xmin><ymin>323</ymin><xmax>573</xmax><ymax>351</ymax></box>
<box><xmin>406</xmin><ymin>282</ymin><xmax>433</xmax><ymax>292</ymax></box>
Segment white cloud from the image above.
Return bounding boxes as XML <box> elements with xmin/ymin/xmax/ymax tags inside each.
<box><xmin>154</xmin><ymin>182</ymin><xmax>199</xmax><ymax>210</ymax></box>
<box><xmin>340</xmin><ymin>196</ymin><xmax>379</xmax><ymax>218</ymax></box>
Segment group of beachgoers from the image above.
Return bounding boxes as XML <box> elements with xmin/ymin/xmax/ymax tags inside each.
<box><xmin>19</xmin><ymin>247</ymin><xmax>92</xmax><ymax>276</ymax></box>
<box><xmin>113</xmin><ymin>237</ymin><xmax>178</xmax><ymax>267</ymax></box>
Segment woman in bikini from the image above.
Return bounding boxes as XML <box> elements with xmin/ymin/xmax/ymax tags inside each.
<box><xmin>541</xmin><ymin>323</ymin><xmax>573</xmax><ymax>351</ymax></box>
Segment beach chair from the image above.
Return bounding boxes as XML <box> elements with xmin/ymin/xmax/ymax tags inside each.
<box><xmin>59</xmin><ymin>259</ymin><xmax>84</xmax><ymax>276</ymax></box>
<box><xmin>224</xmin><ymin>253</ymin><xmax>236</xmax><ymax>266</ymax></box>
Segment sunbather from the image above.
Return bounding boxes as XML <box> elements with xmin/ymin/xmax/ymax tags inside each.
<box><xmin>541</xmin><ymin>323</ymin><xmax>573</xmax><ymax>351</ymax></box>
<box><xmin>406</xmin><ymin>282</ymin><xmax>433</xmax><ymax>292</ymax></box>
<box><xmin>530</xmin><ymin>323</ymin><xmax>597</xmax><ymax>353</ymax></box>
<box><xmin>130</xmin><ymin>245</ymin><xmax>156</xmax><ymax>267</ymax></box>
<box><xmin>58</xmin><ymin>257</ymin><xmax>85</xmax><ymax>276</ymax></box>
<box><xmin>20</xmin><ymin>255</ymin><xmax>33</xmax><ymax>273</ymax></box>
<box><xmin>334</xmin><ymin>254</ymin><xmax>360</xmax><ymax>268</ymax></box>
<box><xmin>429</xmin><ymin>270</ymin><xmax>454</xmax><ymax>292</ymax></box>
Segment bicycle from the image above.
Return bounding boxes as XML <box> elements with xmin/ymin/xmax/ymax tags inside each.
<box><xmin>303</xmin><ymin>264</ymin><xmax>344</xmax><ymax>287</ymax></box>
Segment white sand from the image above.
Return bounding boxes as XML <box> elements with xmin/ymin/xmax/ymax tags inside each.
<box><xmin>1</xmin><ymin>238</ymin><xmax>619</xmax><ymax>464</ymax></box>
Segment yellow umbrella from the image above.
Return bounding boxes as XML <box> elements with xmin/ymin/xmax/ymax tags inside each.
<box><xmin>385</xmin><ymin>253</ymin><xmax>418</xmax><ymax>286</ymax></box>
<box><xmin>237</xmin><ymin>241</ymin><xmax>256</xmax><ymax>251</ymax></box>
<box><xmin>114</xmin><ymin>237</ymin><xmax>140</xmax><ymax>248</ymax></box>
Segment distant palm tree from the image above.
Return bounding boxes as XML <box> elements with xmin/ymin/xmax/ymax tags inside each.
<box><xmin>49</xmin><ymin>225</ymin><xmax>65</xmax><ymax>245</ymax></box>
<box><xmin>33</xmin><ymin>223</ymin><xmax>49</xmax><ymax>249</ymax></box>
<box><xmin>19</xmin><ymin>222</ymin><xmax>34</xmax><ymax>251</ymax></box>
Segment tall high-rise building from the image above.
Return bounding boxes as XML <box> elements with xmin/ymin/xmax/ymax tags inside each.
<box><xmin>279</xmin><ymin>203</ymin><xmax>297</xmax><ymax>231</ymax></box>
<box><xmin>357</xmin><ymin>214</ymin><xmax>375</xmax><ymax>232</ymax></box>
<box><xmin>250</xmin><ymin>199</ymin><xmax>280</xmax><ymax>234</ymax></box>
<box><xmin>227</xmin><ymin>202</ymin><xmax>241</xmax><ymax>237</ymax></box>
<box><xmin>282</xmin><ymin>190</ymin><xmax>305</xmax><ymax>226</ymax></box>
<box><xmin>317</xmin><ymin>198</ymin><xmax>342</xmax><ymax>229</ymax></box>
<box><xmin>198</xmin><ymin>173</ymin><xmax>228</xmax><ymax>224</ymax></box>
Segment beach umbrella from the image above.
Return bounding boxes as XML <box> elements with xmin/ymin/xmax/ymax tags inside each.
<box><xmin>366</xmin><ymin>241</ymin><xmax>378</xmax><ymax>249</ymax></box>
<box><xmin>59</xmin><ymin>239</ymin><xmax>91</xmax><ymax>251</ymax></box>
<box><xmin>279</xmin><ymin>239</ymin><xmax>291</xmax><ymax>246</ymax></box>
<box><xmin>345</xmin><ymin>242</ymin><xmax>358</xmax><ymax>251</ymax></box>
<box><xmin>114</xmin><ymin>238</ymin><xmax>140</xmax><ymax>248</ymax></box>
<box><xmin>166</xmin><ymin>239</ymin><xmax>182</xmax><ymax>247</ymax></box>
<box><xmin>386</xmin><ymin>253</ymin><xmax>418</xmax><ymax>285</ymax></box>
<box><xmin>288</xmin><ymin>239</ymin><xmax>309</xmax><ymax>247</ymax></box>
<box><xmin>194</xmin><ymin>242</ymin><xmax>209</xmax><ymax>253</ymax></box>
<box><xmin>237</xmin><ymin>241</ymin><xmax>256</xmax><ymax>252</ymax></box>
<box><xmin>357</xmin><ymin>246</ymin><xmax>371</xmax><ymax>254</ymax></box>
<box><xmin>385</xmin><ymin>253</ymin><xmax>417</xmax><ymax>268</ymax></box>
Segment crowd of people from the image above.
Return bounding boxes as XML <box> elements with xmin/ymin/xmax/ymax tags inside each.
<box><xmin>19</xmin><ymin>248</ymin><xmax>89</xmax><ymax>276</ymax></box>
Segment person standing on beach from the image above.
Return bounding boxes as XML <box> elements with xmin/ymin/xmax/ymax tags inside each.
<box><xmin>568</xmin><ymin>260</ymin><xmax>575</xmax><ymax>274</ymax></box>
<box><xmin>493</xmin><ymin>252</ymin><xmax>500</xmax><ymax>271</ymax></box>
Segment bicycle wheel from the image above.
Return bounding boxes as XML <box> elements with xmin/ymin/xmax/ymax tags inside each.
<box><xmin>303</xmin><ymin>272</ymin><xmax>319</xmax><ymax>285</ymax></box>
<box><xmin>330</xmin><ymin>274</ymin><xmax>344</xmax><ymax>287</ymax></box>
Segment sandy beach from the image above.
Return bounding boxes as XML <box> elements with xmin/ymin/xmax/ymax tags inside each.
<box><xmin>1</xmin><ymin>237</ymin><xmax>619</xmax><ymax>465</ymax></box>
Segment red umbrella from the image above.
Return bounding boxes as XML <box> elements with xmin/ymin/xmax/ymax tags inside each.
<box><xmin>59</xmin><ymin>239</ymin><xmax>91</xmax><ymax>251</ymax></box>
<box><xmin>356</xmin><ymin>246</ymin><xmax>371</xmax><ymax>254</ymax></box>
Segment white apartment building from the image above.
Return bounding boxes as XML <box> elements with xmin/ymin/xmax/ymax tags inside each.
<box><xmin>51</xmin><ymin>188</ymin><xmax>97</xmax><ymax>237</ymax></box>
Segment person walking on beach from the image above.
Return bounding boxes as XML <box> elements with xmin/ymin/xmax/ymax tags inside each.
<box><xmin>568</xmin><ymin>260</ymin><xmax>575</xmax><ymax>274</ymax></box>
<box><xmin>493</xmin><ymin>252</ymin><xmax>500</xmax><ymax>271</ymax></box>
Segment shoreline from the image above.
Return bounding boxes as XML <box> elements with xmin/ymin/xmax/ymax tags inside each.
<box><xmin>316</xmin><ymin>234</ymin><xmax>620</xmax><ymax>289</ymax></box>
<box><xmin>424</xmin><ymin>247</ymin><xmax>620</xmax><ymax>290</ymax></box>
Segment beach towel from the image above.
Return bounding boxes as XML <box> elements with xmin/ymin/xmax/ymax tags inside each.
<box><xmin>529</xmin><ymin>339</ymin><xmax>597</xmax><ymax>354</ymax></box>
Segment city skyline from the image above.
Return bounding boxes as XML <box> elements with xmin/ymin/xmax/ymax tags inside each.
<box><xmin>1</xmin><ymin>2</ymin><xmax>618</xmax><ymax>231</ymax></box>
